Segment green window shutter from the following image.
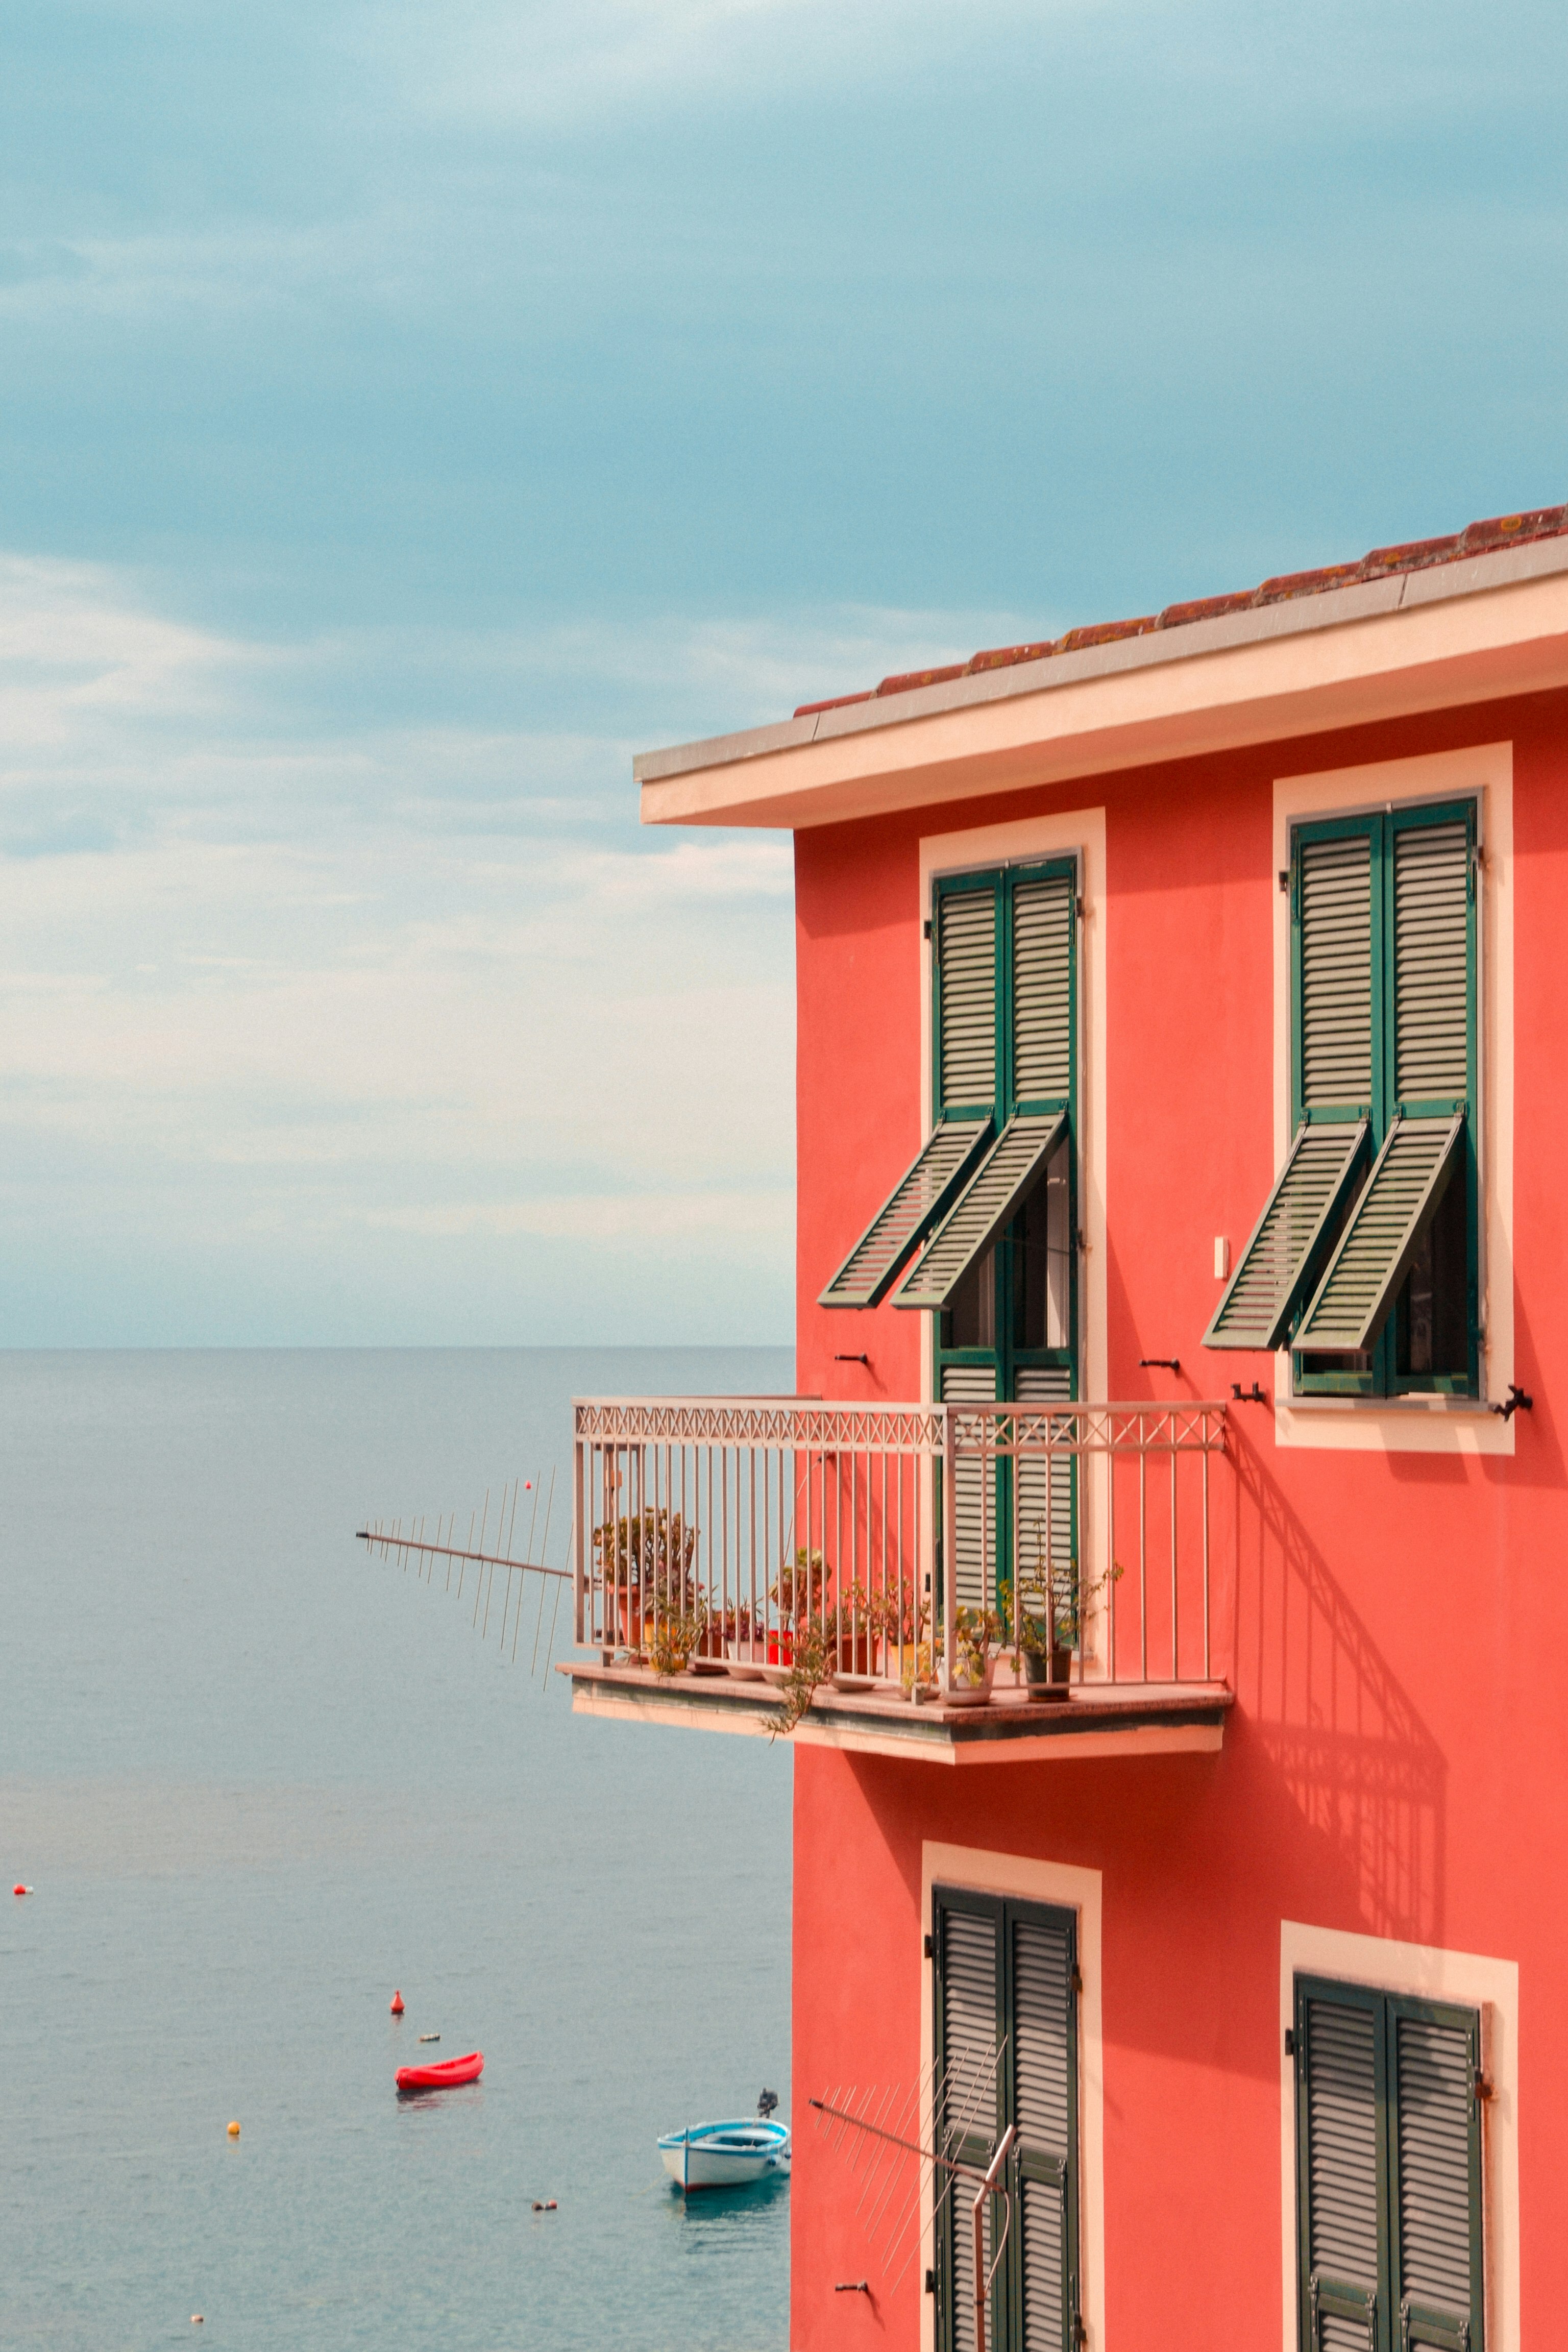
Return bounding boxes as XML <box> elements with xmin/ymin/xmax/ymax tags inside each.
<box><xmin>819</xmin><ymin>1117</ymin><xmax>993</xmax><ymax>1308</ymax></box>
<box><xmin>1295</xmin><ymin>1115</ymin><xmax>1465</xmax><ymax>1353</ymax></box>
<box><xmin>1012</xmin><ymin>875</ymin><xmax>1073</xmax><ymax>1106</ymax></box>
<box><xmin>1011</xmin><ymin>1911</ymin><xmax>1078</xmax><ymax>2352</ymax></box>
<box><xmin>942</xmin><ymin>1361</ymin><xmax>999</xmax><ymax>1612</ymax></box>
<box><xmin>1389</xmin><ymin>2005</ymin><xmax>1483</xmax><ymax>2352</ymax></box>
<box><xmin>1298</xmin><ymin>1987</ymin><xmax>1384</xmax><ymax>2350</ymax></box>
<box><xmin>1301</xmin><ymin>831</ymin><xmax>1375</xmax><ymax>1113</ymax></box>
<box><xmin>1204</xmin><ymin>1121</ymin><xmax>1370</xmax><ymax>1352</ymax></box>
<box><xmin>935</xmin><ymin>1893</ymin><xmax>1002</xmax><ymax>2352</ymax></box>
<box><xmin>1392</xmin><ymin>821</ymin><xmax>1470</xmax><ymax>1107</ymax></box>
<box><xmin>940</xmin><ymin>887</ymin><xmax>999</xmax><ymax>1113</ymax></box>
<box><xmin>1014</xmin><ymin>1365</ymin><xmax>1074</xmax><ymax>1595</ymax></box>
<box><xmin>895</xmin><ymin>1113</ymin><xmax>1068</xmax><ymax>1312</ymax></box>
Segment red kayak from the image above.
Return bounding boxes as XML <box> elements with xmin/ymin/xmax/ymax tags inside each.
<box><xmin>396</xmin><ymin>2050</ymin><xmax>484</xmax><ymax>2093</ymax></box>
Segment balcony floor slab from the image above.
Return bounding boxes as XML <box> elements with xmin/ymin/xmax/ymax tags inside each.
<box><xmin>560</xmin><ymin>1660</ymin><xmax>1231</xmax><ymax>1765</ymax></box>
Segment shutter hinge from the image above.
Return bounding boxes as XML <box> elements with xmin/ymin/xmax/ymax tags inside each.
<box><xmin>1279</xmin><ymin>869</ymin><xmax>1289</xmax><ymax>893</ymax></box>
<box><xmin>923</xmin><ymin>918</ymin><xmax>933</xmax><ymax>940</ymax></box>
<box><xmin>1072</xmin><ymin>1965</ymin><xmax>1083</xmax><ymax>1995</ymax></box>
<box><xmin>925</xmin><ymin>2268</ymin><xmax>937</xmax><ymax>2296</ymax></box>
<box><xmin>1074</xmin><ymin>894</ymin><xmax>1084</xmax><ymax>918</ymax></box>
<box><xmin>1285</xmin><ymin>2027</ymin><xmax>1295</xmax><ymax>2057</ymax></box>
<box><xmin>924</xmin><ymin>1932</ymin><xmax>934</xmax><ymax>1959</ymax></box>
<box><xmin>1474</xmin><ymin>2067</ymin><xmax>1494</xmax><ymax>2102</ymax></box>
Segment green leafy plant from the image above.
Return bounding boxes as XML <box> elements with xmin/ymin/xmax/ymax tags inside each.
<box><xmin>952</xmin><ymin>1605</ymin><xmax>1004</xmax><ymax>1688</ymax></box>
<box><xmin>594</xmin><ymin>1507</ymin><xmax>699</xmax><ymax>1650</ymax></box>
<box><xmin>771</xmin><ymin>1547</ymin><xmax>828</xmax><ymax>1628</ymax></box>
<box><xmin>771</xmin><ymin>1622</ymin><xmax>830</xmax><ymax>1737</ymax></box>
<box><xmin>647</xmin><ymin>1606</ymin><xmax>708</xmax><ymax>1678</ymax></box>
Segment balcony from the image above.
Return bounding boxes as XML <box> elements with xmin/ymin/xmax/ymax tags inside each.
<box><xmin>562</xmin><ymin>1396</ymin><xmax>1233</xmax><ymax>1765</ymax></box>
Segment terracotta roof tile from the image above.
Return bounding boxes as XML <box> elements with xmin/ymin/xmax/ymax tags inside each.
<box><xmin>966</xmin><ymin>640</ymin><xmax>1059</xmax><ymax>673</ymax></box>
<box><xmin>792</xmin><ymin>690</ymin><xmax>873</xmax><ymax>718</ymax></box>
<box><xmin>1255</xmin><ymin>562</ymin><xmax>1365</xmax><ymax>605</ymax></box>
<box><xmin>1157</xmin><ymin>590</ymin><xmax>1257</xmax><ymax>627</ymax></box>
<box><xmin>1361</xmin><ymin>534</ymin><xmax>1461</xmax><ymax>574</ymax></box>
<box><xmin>874</xmin><ymin>663</ymin><xmax>967</xmax><ymax>698</ymax></box>
<box><xmin>790</xmin><ymin>503</ymin><xmax>1568</xmax><ymax>715</ymax></box>
<box><xmin>1057</xmin><ymin>616</ymin><xmax>1157</xmax><ymax>653</ymax></box>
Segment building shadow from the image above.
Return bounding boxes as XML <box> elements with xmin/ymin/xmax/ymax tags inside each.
<box><xmin>1227</xmin><ymin>1423</ymin><xmax>1447</xmax><ymax>1948</ymax></box>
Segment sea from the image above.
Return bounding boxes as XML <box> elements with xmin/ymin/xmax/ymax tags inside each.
<box><xmin>1</xmin><ymin>1348</ymin><xmax>795</xmax><ymax>2351</ymax></box>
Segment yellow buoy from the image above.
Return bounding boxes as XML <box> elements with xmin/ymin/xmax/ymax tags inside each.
<box><xmin>227</xmin><ymin>2121</ymin><xmax>240</xmax><ymax>2137</ymax></box>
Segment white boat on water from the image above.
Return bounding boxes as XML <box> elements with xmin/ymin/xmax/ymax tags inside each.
<box><xmin>658</xmin><ymin>2095</ymin><xmax>791</xmax><ymax>2190</ymax></box>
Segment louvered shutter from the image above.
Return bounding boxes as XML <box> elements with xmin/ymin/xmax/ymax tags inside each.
<box><xmin>895</xmin><ymin>1114</ymin><xmax>1068</xmax><ymax>1312</ymax></box>
<box><xmin>1392</xmin><ymin>820</ymin><xmax>1471</xmax><ymax>1108</ymax></box>
<box><xmin>1014</xmin><ymin>1366</ymin><xmax>1074</xmax><ymax>1602</ymax></box>
<box><xmin>1295</xmin><ymin>1116</ymin><xmax>1464</xmax><ymax>1353</ymax></box>
<box><xmin>1011</xmin><ymin>1911</ymin><xmax>1077</xmax><ymax>2352</ymax></box>
<box><xmin>1298</xmin><ymin>1987</ymin><xmax>1384</xmax><ymax>2350</ymax></box>
<box><xmin>1300</xmin><ymin>831</ymin><xmax>1375</xmax><ymax>1113</ymax></box>
<box><xmin>940</xmin><ymin>888</ymin><xmax>999</xmax><ymax>1113</ymax></box>
<box><xmin>1389</xmin><ymin>2004</ymin><xmax>1482</xmax><ymax>2352</ymax></box>
<box><xmin>1204</xmin><ymin>1121</ymin><xmax>1370</xmax><ymax>1351</ymax></box>
<box><xmin>935</xmin><ymin>1895</ymin><xmax>1002</xmax><ymax>2352</ymax></box>
<box><xmin>1012</xmin><ymin>876</ymin><xmax>1073</xmax><ymax>1106</ymax></box>
<box><xmin>819</xmin><ymin>1117</ymin><xmax>993</xmax><ymax>1308</ymax></box>
<box><xmin>942</xmin><ymin>1362</ymin><xmax>998</xmax><ymax>1612</ymax></box>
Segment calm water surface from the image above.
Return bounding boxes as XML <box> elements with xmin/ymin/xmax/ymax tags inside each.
<box><xmin>1</xmin><ymin>1349</ymin><xmax>794</xmax><ymax>2350</ymax></box>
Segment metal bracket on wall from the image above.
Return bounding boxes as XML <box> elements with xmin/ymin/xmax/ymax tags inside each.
<box><xmin>1490</xmin><ymin>1384</ymin><xmax>1533</xmax><ymax>1422</ymax></box>
<box><xmin>1231</xmin><ymin>1381</ymin><xmax>1268</xmax><ymax>1405</ymax></box>
<box><xmin>1139</xmin><ymin>1357</ymin><xmax>1181</xmax><ymax>1373</ymax></box>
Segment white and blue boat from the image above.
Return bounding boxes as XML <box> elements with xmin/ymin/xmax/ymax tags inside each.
<box><xmin>658</xmin><ymin>2092</ymin><xmax>791</xmax><ymax>2190</ymax></box>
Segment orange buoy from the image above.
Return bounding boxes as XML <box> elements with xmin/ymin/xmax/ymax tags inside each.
<box><xmin>390</xmin><ymin>1990</ymin><xmax>405</xmax><ymax>2015</ymax></box>
<box><xmin>227</xmin><ymin>2121</ymin><xmax>240</xmax><ymax>2137</ymax></box>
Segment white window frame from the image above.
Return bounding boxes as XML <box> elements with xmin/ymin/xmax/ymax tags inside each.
<box><xmin>921</xmin><ymin>1841</ymin><xmax>1106</xmax><ymax>2352</ymax></box>
<box><xmin>1270</xmin><ymin>743</ymin><xmax>1515</xmax><ymax>1455</ymax></box>
<box><xmin>1279</xmin><ymin>1917</ymin><xmax>1519</xmax><ymax>2352</ymax></box>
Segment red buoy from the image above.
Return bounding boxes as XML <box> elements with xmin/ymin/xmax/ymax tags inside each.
<box><xmin>13</xmin><ymin>1884</ymin><xmax>29</xmax><ymax>1897</ymax></box>
<box><xmin>390</xmin><ymin>1990</ymin><xmax>405</xmax><ymax>2015</ymax></box>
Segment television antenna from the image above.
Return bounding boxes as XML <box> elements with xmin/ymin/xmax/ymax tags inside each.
<box><xmin>355</xmin><ymin>1470</ymin><xmax>569</xmax><ymax>1679</ymax></box>
<box><xmin>809</xmin><ymin>2038</ymin><xmax>1015</xmax><ymax>2352</ymax></box>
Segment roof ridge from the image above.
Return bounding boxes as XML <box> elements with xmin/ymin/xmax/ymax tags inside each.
<box><xmin>793</xmin><ymin>506</ymin><xmax>1568</xmax><ymax>717</ymax></box>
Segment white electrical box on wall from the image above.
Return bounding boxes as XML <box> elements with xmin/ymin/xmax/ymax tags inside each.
<box><xmin>1214</xmin><ymin>1237</ymin><xmax>1230</xmax><ymax>1280</ymax></box>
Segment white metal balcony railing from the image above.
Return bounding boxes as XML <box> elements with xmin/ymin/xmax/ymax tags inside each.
<box><xmin>573</xmin><ymin>1396</ymin><xmax>1230</xmax><ymax>1705</ymax></box>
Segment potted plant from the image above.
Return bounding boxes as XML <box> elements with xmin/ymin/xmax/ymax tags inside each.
<box><xmin>769</xmin><ymin>1547</ymin><xmax>828</xmax><ymax>1666</ymax></box>
<box><xmin>1012</xmin><ymin>1539</ymin><xmax>1123</xmax><ymax>1701</ymax></box>
<box><xmin>948</xmin><ymin>1605</ymin><xmax>1003</xmax><ymax>1705</ymax></box>
<box><xmin>593</xmin><ymin>1507</ymin><xmax>698</xmax><ymax>1654</ymax></box>
<box><xmin>649</xmin><ymin>1606</ymin><xmax>707</xmax><ymax>1679</ymax></box>
<box><xmin>830</xmin><ymin>1579</ymin><xmax>901</xmax><ymax>1680</ymax></box>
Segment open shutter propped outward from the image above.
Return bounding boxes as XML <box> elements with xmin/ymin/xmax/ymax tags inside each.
<box><xmin>1204</xmin><ymin>1121</ymin><xmax>1370</xmax><ymax>1351</ymax></box>
<box><xmin>819</xmin><ymin>1118</ymin><xmax>992</xmax><ymax>1309</ymax></box>
<box><xmin>894</xmin><ymin>1114</ymin><xmax>1067</xmax><ymax>1313</ymax></box>
<box><xmin>1295</xmin><ymin>1115</ymin><xmax>1464</xmax><ymax>1354</ymax></box>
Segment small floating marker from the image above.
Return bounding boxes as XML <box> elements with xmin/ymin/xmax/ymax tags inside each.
<box><xmin>389</xmin><ymin>1990</ymin><xmax>405</xmax><ymax>2015</ymax></box>
<box><xmin>192</xmin><ymin>2317</ymin><xmax>204</xmax><ymax>2325</ymax></box>
<box><xmin>227</xmin><ymin>2121</ymin><xmax>240</xmax><ymax>2138</ymax></box>
<box><xmin>531</xmin><ymin>2199</ymin><xmax>557</xmax><ymax>2212</ymax></box>
<box><xmin>419</xmin><ymin>2032</ymin><xmax>440</xmax><ymax>2043</ymax></box>
<box><xmin>13</xmin><ymin>1883</ymin><xmax>30</xmax><ymax>1896</ymax></box>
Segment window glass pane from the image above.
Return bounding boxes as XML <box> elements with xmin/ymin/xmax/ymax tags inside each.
<box><xmin>948</xmin><ymin>1246</ymin><xmax>996</xmax><ymax>1351</ymax></box>
<box><xmin>1015</xmin><ymin>1139</ymin><xmax>1071</xmax><ymax>1352</ymax></box>
<box><xmin>1395</xmin><ymin>1166</ymin><xmax>1468</xmax><ymax>1377</ymax></box>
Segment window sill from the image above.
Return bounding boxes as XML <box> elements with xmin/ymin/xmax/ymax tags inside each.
<box><xmin>1273</xmin><ymin>1372</ymin><xmax>1516</xmax><ymax>1456</ymax></box>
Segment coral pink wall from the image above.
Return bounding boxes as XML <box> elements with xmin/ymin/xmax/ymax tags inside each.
<box><xmin>789</xmin><ymin>688</ymin><xmax>1568</xmax><ymax>2347</ymax></box>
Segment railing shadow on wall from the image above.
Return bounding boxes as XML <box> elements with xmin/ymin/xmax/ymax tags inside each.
<box><xmin>1227</xmin><ymin>1426</ymin><xmax>1446</xmax><ymax>1950</ymax></box>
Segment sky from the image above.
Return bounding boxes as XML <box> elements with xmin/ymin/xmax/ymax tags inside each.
<box><xmin>2</xmin><ymin>0</ymin><xmax>1565</xmax><ymax>1345</ymax></box>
